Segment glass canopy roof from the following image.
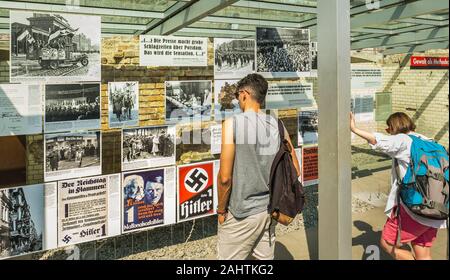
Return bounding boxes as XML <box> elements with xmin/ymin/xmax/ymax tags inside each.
<box><xmin>0</xmin><ymin>0</ymin><xmax>448</xmax><ymax>54</ymax></box>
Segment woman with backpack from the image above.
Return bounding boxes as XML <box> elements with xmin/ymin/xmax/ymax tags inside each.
<box><xmin>350</xmin><ymin>112</ymin><xmax>448</xmax><ymax>260</ymax></box>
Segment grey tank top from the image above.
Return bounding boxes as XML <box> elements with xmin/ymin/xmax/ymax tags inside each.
<box><xmin>228</xmin><ymin>111</ymin><xmax>281</xmax><ymax>219</ymax></box>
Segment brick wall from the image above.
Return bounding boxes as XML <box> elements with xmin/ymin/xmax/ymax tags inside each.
<box><xmin>26</xmin><ymin>134</ymin><xmax>44</xmax><ymax>185</ymax></box>
<box><xmin>380</xmin><ymin>50</ymin><xmax>449</xmax><ymax>148</ymax></box>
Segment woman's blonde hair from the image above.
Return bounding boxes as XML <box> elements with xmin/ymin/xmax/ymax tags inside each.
<box><xmin>386</xmin><ymin>112</ymin><xmax>416</xmax><ymax>135</ymax></box>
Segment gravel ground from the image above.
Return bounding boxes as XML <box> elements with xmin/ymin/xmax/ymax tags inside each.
<box><xmin>29</xmin><ymin>148</ymin><xmax>384</xmax><ymax>260</ymax></box>
<box><xmin>32</xmin><ymin>185</ymin><xmax>376</xmax><ymax>260</ymax></box>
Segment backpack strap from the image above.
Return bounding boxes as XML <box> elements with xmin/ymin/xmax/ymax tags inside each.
<box><xmin>394</xmin><ymin>159</ymin><xmax>403</xmax><ymax>247</ymax></box>
<box><xmin>277</xmin><ymin>118</ymin><xmax>285</xmax><ymax>147</ymax></box>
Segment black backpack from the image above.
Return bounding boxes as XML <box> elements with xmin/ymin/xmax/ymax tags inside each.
<box><xmin>268</xmin><ymin>119</ymin><xmax>306</xmax><ymax>226</ymax></box>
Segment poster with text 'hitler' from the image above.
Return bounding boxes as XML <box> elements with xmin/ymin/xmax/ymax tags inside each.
<box><xmin>177</xmin><ymin>161</ymin><xmax>216</xmax><ymax>222</ymax></box>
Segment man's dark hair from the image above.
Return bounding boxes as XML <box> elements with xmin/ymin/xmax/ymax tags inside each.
<box><xmin>236</xmin><ymin>74</ymin><xmax>268</xmax><ymax>105</ymax></box>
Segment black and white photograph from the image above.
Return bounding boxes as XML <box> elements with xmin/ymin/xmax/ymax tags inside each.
<box><xmin>44</xmin><ymin>131</ymin><xmax>101</xmax><ymax>182</ymax></box>
<box><xmin>213</xmin><ymin>80</ymin><xmax>241</xmax><ymax>121</ymax></box>
<box><xmin>45</xmin><ymin>83</ymin><xmax>100</xmax><ymax>133</ymax></box>
<box><xmin>10</xmin><ymin>11</ymin><xmax>101</xmax><ymax>83</ymax></box>
<box><xmin>0</xmin><ymin>184</ymin><xmax>44</xmax><ymax>259</ymax></box>
<box><xmin>311</xmin><ymin>41</ymin><xmax>318</xmax><ymax>71</ymax></box>
<box><xmin>298</xmin><ymin>109</ymin><xmax>318</xmax><ymax>146</ymax></box>
<box><xmin>108</xmin><ymin>82</ymin><xmax>139</xmax><ymax>129</ymax></box>
<box><xmin>165</xmin><ymin>80</ymin><xmax>212</xmax><ymax>124</ymax></box>
<box><xmin>122</xmin><ymin>126</ymin><xmax>176</xmax><ymax>171</ymax></box>
<box><xmin>256</xmin><ymin>27</ymin><xmax>311</xmax><ymax>76</ymax></box>
<box><xmin>214</xmin><ymin>38</ymin><xmax>255</xmax><ymax>79</ymax></box>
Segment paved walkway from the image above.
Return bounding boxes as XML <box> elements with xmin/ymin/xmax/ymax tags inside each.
<box><xmin>270</xmin><ymin>169</ymin><xmax>448</xmax><ymax>260</ymax></box>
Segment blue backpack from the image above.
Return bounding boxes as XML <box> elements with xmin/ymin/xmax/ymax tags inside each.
<box><xmin>396</xmin><ymin>135</ymin><xmax>449</xmax><ymax>220</ymax></box>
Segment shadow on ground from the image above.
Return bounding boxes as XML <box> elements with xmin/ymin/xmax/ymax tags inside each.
<box><xmin>352</xmin><ymin>220</ymin><xmax>415</xmax><ymax>260</ymax></box>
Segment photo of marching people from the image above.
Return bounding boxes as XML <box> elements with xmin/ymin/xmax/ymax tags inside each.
<box><xmin>45</xmin><ymin>83</ymin><xmax>100</xmax><ymax>133</ymax></box>
<box><xmin>108</xmin><ymin>82</ymin><xmax>139</xmax><ymax>128</ymax></box>
<box><xmin>214</xmin><ymin>80</ymin><xmax>242</xmax><ymax>121</ymax></box>
<box><xmin>10</xmin><ymin>11</ymin><xmax>101</xmax><ymax>83</ymax></box>
<box><xmin>44</xmin><ymin>131</ymin><xmax>101</xmax><ymax>181</ymax></box>
<box><xmin>256</xmin><ymin>27</ymin><xmax>311</xmax><ymax>74</ymax></box>
<box><xmin>214</xmin><ymin>39</ymin><xmax>255</xmax><ymax>79</ymax></box>
<box><xmin>122</xmin><ymin>126</ymin><xmax>176</xmax><ymax>171</ymax></box>
<box><xmin>165</xmin><ymin>81</ymin><xmax>212</xmax><ymax>124</ymax></box>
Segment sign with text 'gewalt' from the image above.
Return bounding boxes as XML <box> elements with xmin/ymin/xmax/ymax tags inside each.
<box><xmin>410</xmin><ymin>56</ymin><xmax>449</xmax><ymax>70</ymax></box>
<box><xmin>177</xmin><ymin>161</ymin><xmax>216</xmax><ymax>222</ymax></box>
<box><xmin>140</xmin><ymin>36</ymin><xmax>208</xmax><ymax>67</ymax></box>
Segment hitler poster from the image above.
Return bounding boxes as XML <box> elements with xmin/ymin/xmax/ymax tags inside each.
<box><xmin>177</xmin><ymin>161</ymin><xmax>216</xmax><ymax>222</ymax></box>
<box><xmin>122</xmin><ymin>167</ymin><xmax>176</xmax><ymax>233</ymax></box>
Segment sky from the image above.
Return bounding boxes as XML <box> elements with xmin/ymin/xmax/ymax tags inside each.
<box><xmin>22</xmin><ymin>185</ymin><xmax>45</xmax><ymax>237</ymax></box>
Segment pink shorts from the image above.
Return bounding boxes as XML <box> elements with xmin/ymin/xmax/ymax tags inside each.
<box><xmin>382</xmin><ymin>205</ymin><xmax>438</xmax><ymax>247</ymax></box>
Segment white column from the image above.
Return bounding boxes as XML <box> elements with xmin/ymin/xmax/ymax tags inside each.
<box><xmin>317</xmin><ymin>0</ymin><xmax>352</xmax><ymax>260</ymax></box>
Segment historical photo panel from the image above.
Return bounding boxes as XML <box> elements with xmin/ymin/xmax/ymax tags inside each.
<box><xmin>108</xmin><ymin>82</ymin><xmax>139</xmax><ymax>129</ymax></box>
<box><xmin>214</xmin><ymin>38</ymin><xmax>255</xmax><ymax>79</ymax></box>
<box><xmin>0</xmin><ymin>84</ymin><xmax>43</xmax><ymax>136</ymax></box>
<box><xmin>44</xmin><ymin>131</ymin><xmax>101</xmax><ymax>182</ymax></box>
<box><xmin>45</xmin><ymin>83</ymin><xmax>100</xmax><ymax>133</ymax></box>
<box><xmin>165</xmin><ymin>80</ymin><xmax>212</xmax><ymax>124</ymax></box>
<box><xmin>213</xmin><ymin>79</ymin><xmax>242</xmax><ymax>121</ymax></box>
<box><xmin>10</xmin><ymin>11</ymin><xmax>101</xmax><ymax>83</ymax></box>
<box><xmin>256</xmin><ymin>27</ymin><xmax>311</xmax><ymax>77</ymax></box>
<box><xmin>122</xmin><ymin>126</ymin><xmax>176</xmax><ymax>172</ymax></box>
<box><xmin>298</xmin><ymin>109</ymin><xmax>318</xmax><ymax>146</ymax></box>
<box><xmin>122</xmin><ymin>167</ymin><xmax>176</xmax><ymax>233</ymax></box>
<box><xmin>0</xmin><ymin>184</ymin><xmax>44</xmax><ymax>259</ymax></box>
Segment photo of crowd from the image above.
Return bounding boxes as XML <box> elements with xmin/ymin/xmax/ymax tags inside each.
<box><xmin>214</xmin><ymin>39</ymin><xmax>255</xmax><ymax>79</ymax></box>
<box><xmin>45</xmin><ymin>84</ymin><xmax>100</xmax><ymax>123</ymax></box>
<box><xmin>256</xmin><ymin>27</ymin><xmax>311</xmax><ymax>73</ymax></box>
<box><xmin>165</xmin><ymin>81</ymin><xmax>212</xmax><ymax>123</ymax></box>
<box><xmin>123</xmin><ymin>126</ymin><xmax>175</xmax><ymax>170</ymax></box>
<box><xmin>45</xmin><ymin>132</ymin><xmax>101</xmax><ymax>173</ymax></box>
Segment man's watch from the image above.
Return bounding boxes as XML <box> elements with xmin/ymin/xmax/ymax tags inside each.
<box><xmin>217</xmin><ymin>209</ymin><xmax>227</xmax><ymax>215</ymax></box>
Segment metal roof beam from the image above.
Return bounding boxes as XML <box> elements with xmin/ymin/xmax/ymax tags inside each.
<box><xmin>176</xmin><ymin>27</ymin><xmax>254</xmax><ymax>37</ymax></box>
<box><xmin>201</xmin><ymin>15</ymin><xmax>302</xmax><ymax>28</ymax></box>
<box><xmin>351</xmin><ymin>0</ymin><xmax>449</xmax><ymax>29</ymax></box>
<box><xmin>383</xmin><ymin>41</ymin><xmax>450</xmax><ymax>55</ymax></box>
<box><xmin>0</xmin><ymin>0</ymin><xmax>163</xmax><ymax>19</ymax></box>
<box><xmin>352</xmin><ymin>24</ymin><xmax>442</xmax><ymax>41</ymax></box>
<box><xmin>145</xmin><ymin>0</ymin><xmax>240</xmax><ymax>35</ymax></box>
<box><xmin>232</xmin><ymin>0</ymin><xmax>316</xmax><ymax>14</ymax></box>
<box><xmin>351</xmin><ymin>26</ymin><xmax>449</xmax><ymax>49</ymax></box>
<box><xmin>396</xmin><ymin>18</ymin><xmax>449</xmax><ymax>26</ymax></box>
<box><xmin>138</xmin><ymin>1</ymin><xmax>188</xmax><ymax>35</ymax></box>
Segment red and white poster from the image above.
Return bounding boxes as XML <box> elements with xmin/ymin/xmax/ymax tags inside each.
<box><xmin>302</xmin><ymin>146</ymin><xmax>318</xmax><ymax>186</ymax></box>
<box><xmin>410</xmin><ymin>56</ymin><xmax>449</xmax><ymax>70</ymax></box>
<box><xmin>177</xmin><ymin>161</ymin><xmax>217</xmax><ymax>222</ymax></box>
